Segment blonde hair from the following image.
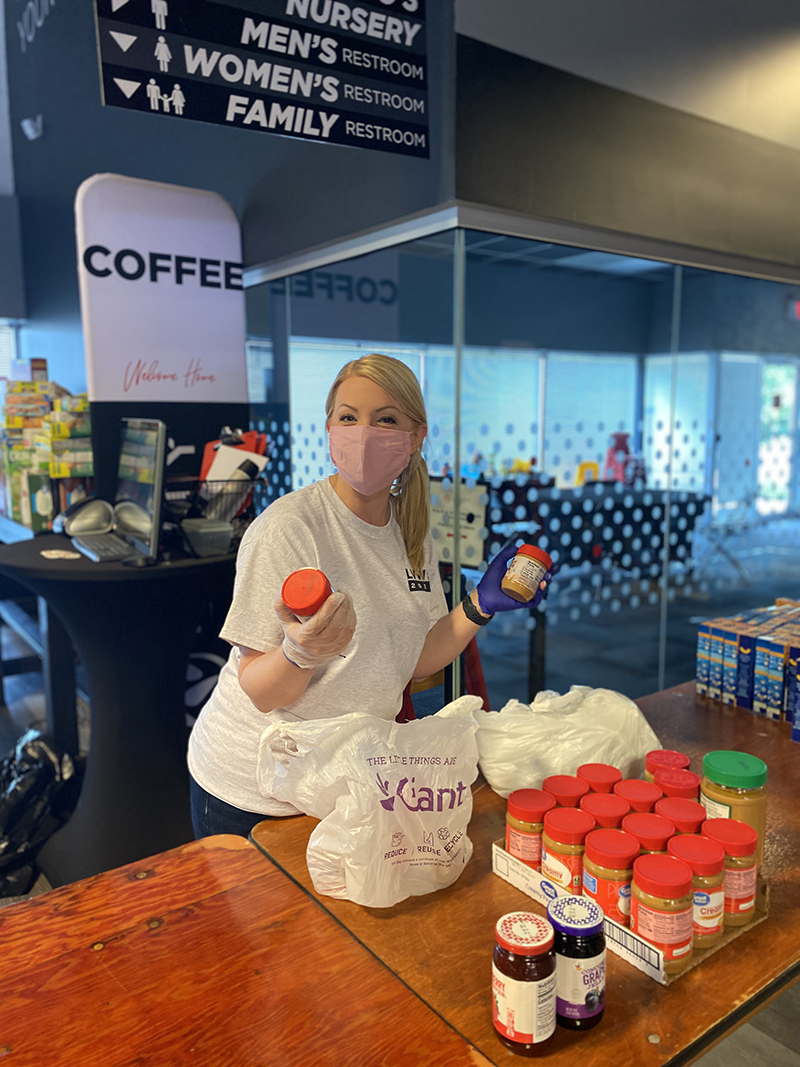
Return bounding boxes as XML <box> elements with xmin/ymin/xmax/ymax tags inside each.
<box><xmin>325</xmin><ymin>353</ymin><xmax>430</xmax><ymax>575</ymax></box>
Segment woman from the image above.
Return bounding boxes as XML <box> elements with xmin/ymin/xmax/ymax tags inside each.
<box><xmin>188</xmin><ymin>353</ymin><xmax>549</xmax><ymax>837</ymax></box>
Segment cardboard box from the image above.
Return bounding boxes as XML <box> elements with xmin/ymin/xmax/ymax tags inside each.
<box><xmin>491</xmin><ymin>841</ymin><xmax>768</xmax><ymax>987</ymax></box>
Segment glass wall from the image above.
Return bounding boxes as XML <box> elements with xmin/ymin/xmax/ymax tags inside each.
<box><xmin>244</xmin><ymin>228</ymin><xmax>800</xmax><ymax>711</ymax></box>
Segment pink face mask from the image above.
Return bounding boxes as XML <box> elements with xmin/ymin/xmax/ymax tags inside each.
<box><xmin>329</xmin><ymin>424</ymin><xmax>412</xmax><ymax>496</ymax></box>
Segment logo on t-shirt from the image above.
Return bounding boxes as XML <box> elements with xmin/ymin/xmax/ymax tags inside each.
<box><xmin>406</xmin><ymin>567</ymin><xmax>431</xmax><ymax>592</ymax></box>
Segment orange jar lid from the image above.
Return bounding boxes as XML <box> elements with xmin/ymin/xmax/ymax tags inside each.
<box><xmin>507</xmin><ymin>788</ymin><xmax>555</xmax><ymax>823</ymax></box>
<box><xmin>281</xmin><ymin>568</ymin><xmax>332</xmax><ymax>616</ymax></box>
<box><xmin>576</xmin><ymin>763</ymin><xmax>623</xmax><ymax>793</ymax></box>
<box><xmin>645</xmin><ymin>749</ymin><xmax>690</xmax><ymax>776</ymax></box>
<box><xmin>654</xmin><ymin>768</ymin><xmax>701</xmax><ymax>799</ymax></box>
<box><xmin>655</xmin><ymin>798</ymin><xmax>706</xmax><ymax>833</ymax></box>
<box><xmin>614</xmin><ymin>779</ymin><xmax>663</xmax><ymax>811</ymax></box>
<box><xmin>542</xmin><ymin>774</ymin><xmax>590</xmax><ymax>807</ymax></box>
<box><xmin>580</xmin><ymin>792</ymin><xmax>630</xmax><ymax>827</ymax></box>
<box><xmin>667</xmin><ymin>834</ymin><xmax>725</xmax><ymax>877</ymax></box>
<box><xmin>702</xmin><ymin>818</ymin><xmax>758</xmax><ymax>858</ymax></box>
<box><xmin>585</xmin><ymin>828</ymin><xmax>640</xmax><ymax>870</ymax></box>
<box><xmin>543</xmin><ymin>808</ymin><xmax>595</xmax><ymax>844</ymax></box>
<box><xmin>633</xmin><ymin>854</ymin><xmax>692</xmax><ymax>898</ymax></box>
<box><xmin>514</xmin><ymin>544</ymin><xmax>553</xmax><ymax>569</ymax></box>
<box><xmin>622</xmin><ymin>812</ymin><xmax>675</xmax><ymax>852</ymax></box>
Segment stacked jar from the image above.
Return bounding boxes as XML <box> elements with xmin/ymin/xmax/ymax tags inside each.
<box><xmin>702</xmin><ymin>818</ymin><xmax>759</xmax><ymax>928</ymax></box>
<box><xmin>541</xmin><ymin>808</ymin><xmax>595</xmax><ymax>894</ymax></box>
<box><xmin>667</xmin><ymin>834</ymin><xmax>726</xmax><ymax>949</ymax></box>
<box><xmin>580</xmin><ymin>792</ymin><xmax>630</xmax><ymax>829</ymax></box>
<box><xmin>582</xmin><ymin>828</ymin><xmax>639</xmax><ymax>925</ymax></box>
<box><xmin>630</xmin><ymin>853</ymin><xmax>694</xmax><ymax>976</ymax></box>
<box><xmin>505</xmin><ymin>789</ymin><xmax>556</xmax><ymax>871</ymax></box>
<box><xmin>576</xmin><ymin>763</ymin><xmax>623</xmax><ymax>794</ymax></box>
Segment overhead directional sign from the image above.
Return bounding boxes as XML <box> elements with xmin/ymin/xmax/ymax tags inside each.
<box><xmin>93</xmin><ymin>0</ymin><xmax>429</xmax><ymax>157</ymax></box>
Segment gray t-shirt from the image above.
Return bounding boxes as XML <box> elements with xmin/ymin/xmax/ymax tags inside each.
<box><xmin>187</xmin><ymin>477</ymin><xmax>449</xmax><ymax>815</ymax></box>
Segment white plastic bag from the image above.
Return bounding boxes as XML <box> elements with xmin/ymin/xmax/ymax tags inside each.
<box><xmin>257</xmin><ymin>696</ymin><xmax>482</xmax><ymax>908</ymax></box>
<box><xmin>475</xmin><ymin>686</ymin><xmax>661</xmax><ymax>798</ymax></box>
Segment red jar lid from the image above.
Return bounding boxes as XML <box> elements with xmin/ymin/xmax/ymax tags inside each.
<box><xmin>633</xmin><ymin>853</ymin><xmax>693</xmax><ymax>898</ymax></box>
<box><xmin>507</xmin><ymin>788</ymin><xmax>556</xmax><ymax>824</ymax></box>
<box><xmin>622</xmin><ymin>812</ymin><xmax>675</xmax><ymax>852</ymax></box>
<box><xmin>585</xmin><ymin>828</ymin><xmax>640</xmax><ymax>870</ymax></box>
<box><xmin>702</xmin><ymin>818</ymin><xmax>758</xmax><ymax>858</ymax></box>
<box><xmin>645</xmin><ymin>749</ymin><xmax>691</xmax><ymax>776</ymax></box>
<box><xmin>654</xmin><ymin>768</ymin><xmax>701</xmax><ymax>799</ymax></box>
<box><xmin>542</xmin><ymin>775</ymin><xmax>590</xmax><ymax>807</ymax></box>
<box><xmin>495</xmin><ymin>912</ymin><xmax>554</xmax><ymax>955</ymax></box>
<box><xmin>576</xmin><ymin>763</ymin><xmax>623</xmax><ymax>793</ymax></box>
<box><xmin>543</xmin><ymin>807</ymin><xmax>595</xmax><ymax>844</ymax></box>
<box><xmin>281</xmin><ymin>568</ymin><xmax>332</xmax><ymax>617</ymax></box>
<box><xmin>580</xmin><ymin>792</ymin><xmax>630</xmax><ymax>827</ymax></box>
<box><xmin>514</xmin><ymin>544</ymin><xmax>553</xmax><ymax>570</ymax></box>
<box><xmin>614</xmin><ymin>779</ymin><xmax>663</xmax><ymax>812</ymax></box>
<box><xmin>667</xmin><ymin>834</ymin><xmax>725</xmax><ymax>877</ymax></box>
<box><xmin>655</xmin><ymin>798</ymin><xmax>706</xmax><ymax>834</ymax></box>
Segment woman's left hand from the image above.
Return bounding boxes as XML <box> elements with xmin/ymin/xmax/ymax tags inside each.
<box><xmin>474</xmin><ymin>541</ymin><xmax>552</xmax><ymax>615</ymax></box>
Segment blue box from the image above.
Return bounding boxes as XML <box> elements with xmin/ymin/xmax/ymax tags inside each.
<box><xmin>696</xmin><ymin>623</ymin><xmax>711</xmax><ymax>697</ymax></box>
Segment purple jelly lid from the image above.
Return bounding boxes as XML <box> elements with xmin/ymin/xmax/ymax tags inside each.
<box><xmin>546</xmin><ymin>895</ymin><xmax>604</xmax><ymax>937</ymax></box>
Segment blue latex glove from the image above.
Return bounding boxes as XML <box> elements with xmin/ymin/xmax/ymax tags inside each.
<box><xmin>475</xmin><ymin>541</ymin><xmax>553</xmax><ymax>615</ymax></box>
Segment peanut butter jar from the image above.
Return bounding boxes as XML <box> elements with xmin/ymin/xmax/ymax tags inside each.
<box><xmin>501</xmin><ymin>545</ymin><xmax>553</xmax><ymax>603</ymax></box>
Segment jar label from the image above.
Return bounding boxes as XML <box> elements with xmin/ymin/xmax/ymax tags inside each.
<box><xmin>492</xmin><ymin>964</ymin><xmax>556</xmax><ymax>1044</ymax></box>
<box><xmin>630</xmin><ymin>898</ymin><xmax>693</xmax><ymax>961</ymax></box>
<box><xmin>699</xmin><ymin>791</ymin><xmax>731</xmax><ymax>820</ymax></box>
<box><xmin>506</xmin><ymin>825</ymin><xmax>542</xmax><ymax>868</ymax></box>
<box><xmin>556</xmin><ymin>949</ymin><xmax>606</xmax><ymax>1020</ymax></box>
<box><xmin>506</xmin><ymin>555</ymin><xmax>547</xmax><ymax>592</ymax></box>
<box><xmin>541</xmin><ymin>847</ymin><xmax>582</xmax><ymax>892</ymax></box>
<box><xmin>723</xmin><ymin>864</ymin><xmax>757</xmax><ymax>913</ymax></box>
<box><xmin>583</xmin><ymin>870</ymin><xmax>632</xmax><ymax>924</ymax></box>
<box><xmin>693</xmin><ymin>888</ymin><xmax>724</xmax><ymax>933</ymax></box>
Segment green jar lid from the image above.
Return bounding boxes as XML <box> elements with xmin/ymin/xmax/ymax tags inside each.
<box><xmin>702</xmin><ymin>750</ymin><xmax>767</xmax><ymax>789</ymax></box>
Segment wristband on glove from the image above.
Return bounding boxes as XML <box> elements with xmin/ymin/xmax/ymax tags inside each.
<box><xmin>461</xmin><ymin>593</ymin><xmax>492</xmax><ymax>626</ymax></box>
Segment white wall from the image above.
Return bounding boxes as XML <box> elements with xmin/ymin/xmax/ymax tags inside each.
<box><xmin>456</xmin><ymin>0</ymin><xmax>800</xmax><ymax>152</ymax></box>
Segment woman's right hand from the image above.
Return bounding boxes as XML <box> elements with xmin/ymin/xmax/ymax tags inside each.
<box><xmin>275</xmin><ymin>590</ymin><xmax>357</xmax><ymax>670</ymax></box>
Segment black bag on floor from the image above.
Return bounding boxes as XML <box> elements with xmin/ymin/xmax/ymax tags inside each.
<box><xmin>0</xmin><ymin>730</ymin><xmax>83</xmax><ymax>897</ymax></box>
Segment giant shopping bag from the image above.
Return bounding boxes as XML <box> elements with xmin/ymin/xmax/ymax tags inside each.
<box><xmin>257</xmin><ymin>696</ymin><xmax>482</xmax><ymax>908</ymax></box>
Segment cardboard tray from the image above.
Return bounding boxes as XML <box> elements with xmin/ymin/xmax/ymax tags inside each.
<box><xmin>492</xmin><ymin>840</ymin><xmax>769</xmax><ymax>986</ymax></box>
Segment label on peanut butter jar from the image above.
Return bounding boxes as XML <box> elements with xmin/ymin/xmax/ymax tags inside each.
<box><xmin>583</xmin><ymin>870</ymin><xmax>632</xmax><ymax>923</ymax></box>
<box><xmin>507</xmin><ymin>826</ymin><xmax>542</xmax><ymax>868</ymax></box>
<box><xmin>630</xmin><ymin>899</ymin><xmax>693</xmax><ymax>961</ymax></box>
<box><xmin>723</xmin><ymin>865</ymin><xmax>757</xmax><ymax>914</ymax></box>
<box><xmin>694</xmin><ymin>889</ymin><xmax>724</xmax><ymax>933</ymax></box>
<box><xmin>541</xmin><ymin>847</ymin><xmax>582</xmax><ymax>892</ymax></box>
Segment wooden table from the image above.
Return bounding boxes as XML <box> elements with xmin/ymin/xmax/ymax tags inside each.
<box><xmin>251</xmin><ymin>682</ymin><xmax>800</xmax><ymax>1067</ymax></box>
<box><xmin>0</xmin><ymin>834</ymin><xmax>491</xmax><ymax>1066</ymax></box>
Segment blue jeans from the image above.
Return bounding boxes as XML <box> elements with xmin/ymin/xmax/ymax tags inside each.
<box><xmin>190</xmin><ymin>774</ymin><xmax>270</xmax><ymax>839</ymax></box>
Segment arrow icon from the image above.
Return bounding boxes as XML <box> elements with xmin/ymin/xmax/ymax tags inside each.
<box><xmin>109</xmin><ymin>31</ymin><xmax>137</xmax><ymax>52</ymax></box>
<box><xmin>113</xmin><ymin>78</ymin><xmax>141</xmax><ymax>99</ymax></box>
<box><xmin>111</xmin><ymin>0</ymin><xmax>130</xmax><ymax>11</ymax></box>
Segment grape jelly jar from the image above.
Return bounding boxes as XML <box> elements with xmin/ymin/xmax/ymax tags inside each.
<box><xmin>545</xmin><ymin>896</ymin><xmax>606</xmax><ymax>1030</ymax></box>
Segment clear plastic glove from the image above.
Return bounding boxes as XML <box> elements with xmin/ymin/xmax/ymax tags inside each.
<box><xmin>275</xmin><ymin>590</ymin><xmax>357</xmax><ymax>670</ymax></box>
<box><xmin>475</xmin><ymin>541</ymin><xmax>553</xmax><ymax>615</ymax></box>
